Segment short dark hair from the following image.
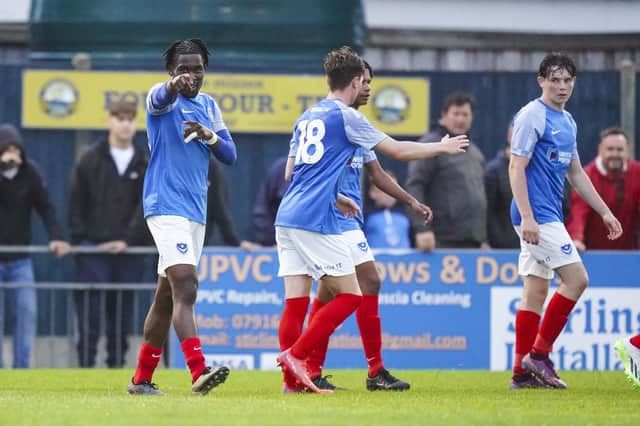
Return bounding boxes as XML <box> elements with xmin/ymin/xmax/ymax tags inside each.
<box><xmin>363</xmin><ymin>60</ymin><xmax>374</xmax><ymax>78</ymax></box>
<box><xmin>163</xmin><ymin>38</ymin><xmax>210</xmax><ymax>71</ymax></box>
<box><xmin>441</xmin><ymin>91</ymin><xmax>474</xmax><ymax>114</ymax></box>
<box><xmin>109</xmin><ymin>99</ymin><xmax>137</xmax><ymax>118</ymax></box>
<box><xmin>599</xmin><ymin>126</ymin><xmax>628</xmax><ymax>142</ymax></box>
<box><xmin>323</xmin><ymin>46</ymin><xmax>365</xmax><ymax>91</ymax></box>
<box><xmin>538</xmin><ymin>52</ymin><xmax>577</xmax><ymax>79</ymax></box>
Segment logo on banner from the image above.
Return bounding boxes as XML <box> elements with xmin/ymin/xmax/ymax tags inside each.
<box><xmin>39</xmin><ymin>79</ymin><xmax>79</xmax><ymax>118</ymax></box>
<box><xmin>205</xmin><ymin>354</ymin><xmax>254</xmax><ymax>370</ymax></box>
<box><xmin>372</xmin><ymin>86</ymin><xmax>411</xmax><ymax>125</ymax></box>
<box><xmin>177</xmin><ymin>243</ymin><xmax>188</xmax><ymax>254</ymax></box>
<box><xmin>560</xmin><ymin>243</ymin><xmax>573</xmax><ymax>255</ymax></box>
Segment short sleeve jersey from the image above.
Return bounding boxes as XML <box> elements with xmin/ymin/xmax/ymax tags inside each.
<box><xmin>275</xmin><ymin>99</ymin><xmax>386</xmax><ymax>235</ymax></box>
<box><xmin>143</xmin><ymin>83</ymin><xmax>228</xmax><ymax>224</ymax></box>
<box><xmin>510</xmin><ymin>98</ymin><xmax>579</xmax><ymax>226</ymax></box>
<box><xmin>336</xmin><ymin>148</ymin><xmax>377</xmax><ymax>232</ymax></box>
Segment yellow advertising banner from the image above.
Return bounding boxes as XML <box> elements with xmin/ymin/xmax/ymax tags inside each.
<box><xmin>22</xmin><ymin>70</ymin><xmax>429</xmax><ymax>135</ymax></box>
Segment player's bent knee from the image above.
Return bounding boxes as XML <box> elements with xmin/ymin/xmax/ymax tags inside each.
<box><xmin>356</xmin><ymin>262</ymin><xmax>382</xmax><ymax>294</ymax></box>
<box><xmin>565</xmin><ymin>267</ymin><xmax>589</xmax><ymax>294</ymax></box>
<box><xmin>173</xmin><ymin>284</ymin><xmax>198</xmax><ymax>306</ymax></box>
<box><xmin>575</xmin><ymin>274</ymin><xmax>589</xmax><ymax>293</ymax></box>
<box><xmin>156</xmin><ymin>293</ymin><xmax>174</xmax><ymax>314</ymax></box>
<box><xmin>361</xmin><ymin>275</ymin><xmax>381</xmax><ymax>294</ymax></box>
<box><xmin>519</xmin><ymin>287</ymin><xmax>548</xmax><ymax>312</ymax></box>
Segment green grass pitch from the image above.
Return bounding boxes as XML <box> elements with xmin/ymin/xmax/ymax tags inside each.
<box><xmin>1</xmin><ymin>369</ymin><xmax>638</xmax><ymax>425</ymax></box>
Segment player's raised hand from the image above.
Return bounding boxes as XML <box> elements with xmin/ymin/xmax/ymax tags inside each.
<box><xmin>439</xmin><ymin>134</ymin><xmax>470</xmax><ymax>154</ymax></box>
<box><xmin>602</xmin><ymin>212</ymin><xmax>623</xmax><ymax>240</ymax></box>
<box><xmin>520</xmin><ymin>216</ymin><xmax>540</xmax><ymax>245</ymax></box>
<box><xmin>167</xmin><ymin>73</ymin><xmax>195</xmax><ymax>95</ymax></box>
<box><xmin>183</xmin><ymin>120</ymin><xmax>214</xmax><ymax>143</ymax></box>
<box><xmin>409</xmin><ymin>200</ymin><xmax>433</xmax><ymax>224</ymax></box>
<box><xmin>336</xmin><ymin>194</ymin><xmax>361</xmax><ymax>218</ymax></box>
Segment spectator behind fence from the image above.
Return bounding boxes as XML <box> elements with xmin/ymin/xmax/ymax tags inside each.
<box><xmin>484</xmin><ymin>123</ymin><xmax>520</xmax><ymax>249</ymax></box>
<box><xmin>0</xmin><ymin>123</ymin><xmax>70</xmax><ymax>368</ymax></box>
<box><xmin>405</xmin><ymin>92</ymin><xmax>488</xmax><ymax>250</ymax></box>
<box><xmin>251</xmin><ymin>156</ymin><xmax>289</xmax><ymax>246</ymax></box>
<box><xmin>566</xmin><ymin>127</ymin><xmax>640</xmax><ymax>250</ymax></box>
<box><xmin>363</xmin><ymin>170</ymin><xmax>412</xmax><ymax>249</ymax></box>
<box><xmin>205</xmin><ymin>156</ymin><xmax>259</xmax><ymax>250</ymax></box>
<box><xmin>69</xmin><ymin>101</ymin><xmax>151</xmax><ymax>368</ymax></box>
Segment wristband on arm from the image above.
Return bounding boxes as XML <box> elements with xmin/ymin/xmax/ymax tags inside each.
<box><xmin>206</xmin><ymin>132</ymin><xmax>219</xmax><ymax>146</ymax></box>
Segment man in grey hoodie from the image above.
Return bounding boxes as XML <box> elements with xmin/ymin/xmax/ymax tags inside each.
<box><xmin>405</xmin><ymin>92</ymin><xmax>488</xmax><ymax>250</ymax></box>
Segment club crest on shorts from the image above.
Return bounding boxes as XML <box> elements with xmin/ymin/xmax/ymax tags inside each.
<box><xmin>176</xmin><ymin>243</ymin><xmax>188</xmax><ymax>254</ymax></box>
<box><xmin>560</xmin><ymin>243</ymin><xmax>572</xmax><ymax>255</ymax></box>
<box><xmin>357</xmin><ymin>241</ymin><xmax>369</xmax><ymax>252</ymax></box>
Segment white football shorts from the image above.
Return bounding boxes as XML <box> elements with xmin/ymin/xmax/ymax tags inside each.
<box><xmin>514</xmin><ymin>221</ymin><xmax>582</xmax><ymax>280</ymax></box>
<box><xmin>342</xmin><ymin>229</ymin><xmax>375</xmax><ymax>266</ymax></box>
<box><xmin>275</xmin><ymin>226</ymin><xmax>355</xmax><ymax>280</ymax></box>
<box><xmin>146</xmin><ymin>215</ymin><xmax>206</xmax><ymax>277</ymax></box>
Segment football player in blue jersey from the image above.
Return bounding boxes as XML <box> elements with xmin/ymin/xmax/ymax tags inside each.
<box><xmin>299</xmin><ymin>62</ymin><xmax>432</xmax><ymax>392</ymax></box>
<box><xmin>508</xmin><ymin>52</ymin><xmax>622</xmax><ymax>390</ymax></box>
<box><xmin>128</xmin><ymin>39</ymin><xmax>236</xmax><ymax>396</ymax></box>
<box><xmin>275</xmin><ymin>47</ymin><xmax>469</xmax><ymax>394</ymax></box>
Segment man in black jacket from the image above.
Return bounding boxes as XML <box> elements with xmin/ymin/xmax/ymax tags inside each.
<box><xmin>251</xmin><ymin>156</ymin><xmax>289</xmax><ymax>246</ymax></box>
<box><xmin>205</xmin><ymin>157</ymin><xmax>259</xmax><ymax>250</ymax></box>
<box><xmin>485</xmin><ymin>123</ymin><xmax>520</xmax><ymax>248</ymax></box>
<box><xmin>406</xmin><ymin>92</ymin><xmax>488</xmax><ymax>250</ymax></box>
<box><xmin>0</xmin><ymin>123</ymin><xmax>70</xmax><ymax>368</ymax></box>
<box><xmin>69</xmin><ymin>100</ymin><xmax>150</xmax><ymax>368</ymax></box>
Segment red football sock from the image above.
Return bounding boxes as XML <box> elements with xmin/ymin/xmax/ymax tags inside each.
<box><xmin>278</xmin><ymin>296</ymin><xmax>310</xmax><ymax>387</ymax></box>
<box><xmin>630</xmin><ymin>334</ymin><xmax>640</xmax><ymax>349</ymax></box>
<box><xmin>306</xmin><ymin>299</ymin><xmax>328</xmax><ymax>378</ymax></box>
<box><xmin>532</xmin><ymin>292</ymin><xmax>576</xmax><ymax>356</ymax></box>
<box><xmin>513</xmin><ymin>310</ymin><xmax>540</xmax><ymax>375</ymax></box>
<box><xmin>290</xmin><ymin>294</ymin><xmax>361</xmax><ymax>360</ymax></box>
<box><xmin>307</xmin><ymin>298</ymin><xmax>326</xmax><ymax>328</ymax></box>
<box><xmin>133</xmin><ymin>343</ymin><xmax>162</xmax><ymax>384</ymax></box>
<box><xmin>181</xmin><ymin>337</ymin><xmax>206</xmax><ymax>383</ymax></box>
<box><xmin>357</xmin><ymin>294</ymin><xmax>384</xmax><ymax>377</ymax></box>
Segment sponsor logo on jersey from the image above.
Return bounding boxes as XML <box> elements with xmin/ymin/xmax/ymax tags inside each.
<box><xmin>347</xmin><ymin>155</ymin><xmax>364</xmax><ymax>169</ymax></box>
<box><xmin>546</xmin><ymin>148</ymin><xmax>572</xmax><ymax>165</ymax></box>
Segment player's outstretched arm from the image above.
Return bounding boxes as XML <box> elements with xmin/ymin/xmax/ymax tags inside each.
<box><xmin>365</xmin><ymin>160</ymin><xmax>432</xmax><ymax>224</ymax></box>
<box><xmin>508</xmin><ymin>154</ymin><xmax>540</xmax><ymax>244</ymax></box>
<box><xmin>374</xmin><ymin>134</ymin><xmax>469</xmax><ymax>161</ymax></box>
<box><xmin>567</xmin><ymin>159</ymin><xmax>623</xmax><ymax>240</ymax></box>
<box><xmin>146</xmin><ymin>81</ymin><xmax>181</xmax><ymax>114</ymax></box>
<box><xmin>183</xmin><ymin>120</ymin><xmax>237</xmax><ymax>165</ymax></box>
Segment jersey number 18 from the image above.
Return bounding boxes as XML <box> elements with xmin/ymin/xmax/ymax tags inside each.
<box><xmin>295</xmin><ymin>119</ymin><xmax>326</xmax><ymax>165</ymax></box>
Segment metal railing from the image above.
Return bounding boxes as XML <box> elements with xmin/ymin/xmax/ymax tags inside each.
<box><xmin>0</xmin><ymin>245</ymin><xmax>161</xmax><ymax>368</ymax></box>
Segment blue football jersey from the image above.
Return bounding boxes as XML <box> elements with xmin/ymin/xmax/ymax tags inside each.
<box><xmin>510</xmin><ymin>98</ymin><xmax>579</xmax><ymax>226</ymax></box>
<box><xmin>275</xmin><ymin>99</ymin><xmax>387</xmax><ymax>234</ymax></box>
<box><xmin>143</xmin><ymin>83</ymin><xmax>233</xmax><ymax>224</ymax></box>
<box><xmin>336</xmin><ymin>148</ymin><xmax>377</xmax><ymax>232</ymax></box>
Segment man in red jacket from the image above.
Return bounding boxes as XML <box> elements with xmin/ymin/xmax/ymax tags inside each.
<box><xmin>566</xmin><ymin>127</ymin><xmax>640</xmax><ymax>250</ymax></box>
